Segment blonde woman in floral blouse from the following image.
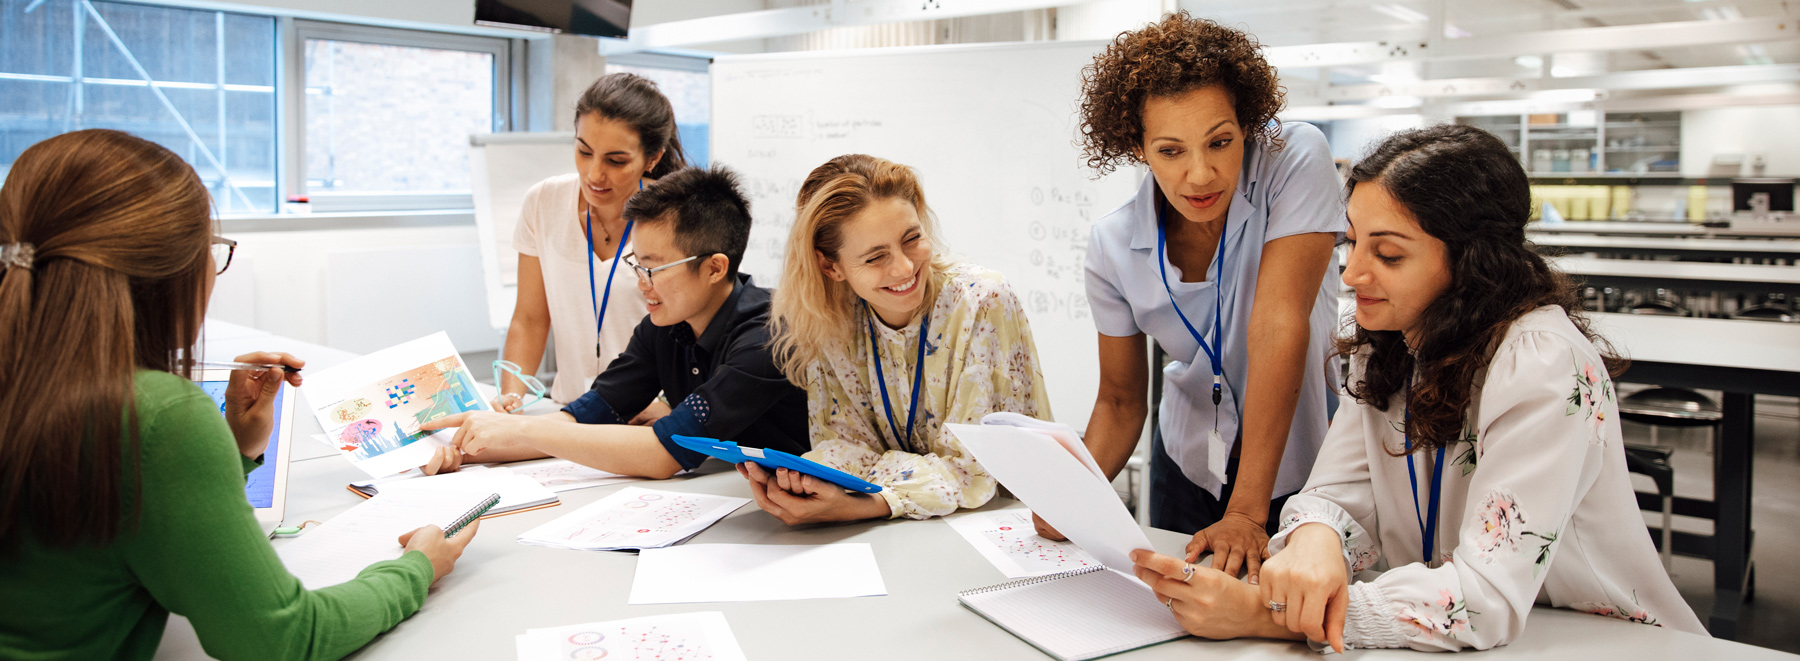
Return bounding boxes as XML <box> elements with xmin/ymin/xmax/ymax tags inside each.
<box><xmin>1124</xmin><ymin>125</ymin><xmax>1704</xmax><ymax>651</ymax></box>
<box><xmin>752</xmin><ymin>153</ymin><xmax>1052</xmax><ymax>524</ymax></box>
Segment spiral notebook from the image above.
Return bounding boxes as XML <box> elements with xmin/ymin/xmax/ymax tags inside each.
<box><xmin>958</xmin><ymin>566</ymin><xmax>1189</xmax><ymax>661</ymax></box>
<box><xmin>277</xmin><ymin>489</ymin><xmax>498</xmax><ymax>590</ymax></box>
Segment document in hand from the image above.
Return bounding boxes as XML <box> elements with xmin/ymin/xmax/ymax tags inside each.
<box><xmin>945</xmin><ymin>421</ymin><xmax>1152</xmax><ymax>574</ymax></box>
<box><xmin>302</xmin><ymin>332</ymin><xmax>491</xmax><ymax>478</ymax></box>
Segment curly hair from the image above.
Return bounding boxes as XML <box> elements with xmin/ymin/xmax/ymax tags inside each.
<box><xmin>1078</xmin><ymin>12</ymin><xmax>1287</xmax><ymax>175</ymax></box>
<box><xmin>1337</xmin><ymin>124</ymin><xmax>1624</xmax><ymax>455</ymax></box>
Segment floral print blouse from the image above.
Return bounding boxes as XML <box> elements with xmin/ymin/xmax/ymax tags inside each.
<box><xmin>800</xmin><ymin>262</ymin><xmax>1053</xmax><ymax>520</ymax></box>
<box><xmin>1268</xmin><ymin>306</ymin><xmax>1705</xmax><ymax>651</ymax></box>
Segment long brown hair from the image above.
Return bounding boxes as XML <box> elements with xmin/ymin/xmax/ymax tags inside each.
<box><xmin>0</xmin><ymin>129</ymin><xmax>213</xmax><ymax>547</ymax></box>
<box><xmin>767</xmin><ymin>154</ymin><xmax>951</xmax><ymax>386</ymax></box>
<box><xmin>1336</xmin><ymin>124</ymin><xmax>1623</xmax><ymax>454</ymax></box>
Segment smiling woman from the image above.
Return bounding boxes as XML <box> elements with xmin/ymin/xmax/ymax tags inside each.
<box><xmin>760</xmin><ymin>153</ymin><xmax>1053</xmax><ymax>524</ymax></box>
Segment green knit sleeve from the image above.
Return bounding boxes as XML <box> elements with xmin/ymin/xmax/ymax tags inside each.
<box><xmin>121</xmin><ymin>374</ymin><xmax>434</xmax><ymax>661</ymax></box>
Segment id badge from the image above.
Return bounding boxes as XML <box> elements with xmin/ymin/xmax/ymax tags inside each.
<box><xmin>1208</xmin><ymin>427</ymin><xmax>1229</xmax><ymax>484</ymax></box>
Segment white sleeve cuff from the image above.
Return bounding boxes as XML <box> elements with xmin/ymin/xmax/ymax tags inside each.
<box><xmin>1342</xmin><ymin>582</ymin><xmax>1412</xmax><ymax>650</ymax></box>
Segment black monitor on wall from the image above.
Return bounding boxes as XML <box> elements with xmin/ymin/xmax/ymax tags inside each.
<box><xmin>476</xmin><ymin>0</ymin><xmax>631</xmax><ymax>39</ymax></box>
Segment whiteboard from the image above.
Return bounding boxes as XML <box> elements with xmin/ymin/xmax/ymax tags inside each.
<box><xmin>469</xmin><ymin>132</ymin><xmax>578</xmax><ymax>330</ymax></box>
<box><xmin>711</xmin><ymin>41</ymin><xmax>1143</xmax><ymax>432</ymax></box>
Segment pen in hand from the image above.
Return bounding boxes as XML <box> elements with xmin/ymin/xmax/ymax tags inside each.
<box><xmin>198</xmin><ymin>361</ymin><xmax>303</xmax><ymax>373</ymax></box>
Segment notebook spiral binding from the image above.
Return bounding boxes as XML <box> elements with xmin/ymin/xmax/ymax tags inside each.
<box><xmin>446</xmin><ymin>493</ymin><xmax>501</xmax><ymax>537</ymax></box>
<box><xmin>957</xmin><ymin>565</ymin><xmax>1107</xmax><ymax>597</ymax></box>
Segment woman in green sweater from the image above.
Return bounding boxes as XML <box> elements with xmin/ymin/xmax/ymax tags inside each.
<box><xmin>0</xmin><ymin>129</ymin><xmax>480</xmax><ymax>660</ymax></box>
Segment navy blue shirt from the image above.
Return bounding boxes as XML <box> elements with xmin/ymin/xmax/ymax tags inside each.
<box><xmin>562</xmin><ymin>274</ymin><xmax>810</xmax><ymax>469</ymax></box>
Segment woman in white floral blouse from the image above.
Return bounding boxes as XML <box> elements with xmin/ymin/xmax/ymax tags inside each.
<box><xmin>1126</xmin><ymin>124</ymin><xmax>1704</xmax><ymax>651</ymax></box>
<box><xmin>746</xmin><ymin>153</ymin><xmax>1053</xmax><ymax>524</ymax></box>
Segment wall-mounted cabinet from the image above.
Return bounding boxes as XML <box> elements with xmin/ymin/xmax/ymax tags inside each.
<box><xmin>1456</xmin><ymin>111</ymin><xmax>1683</xmax><ymax>178</ymax></box>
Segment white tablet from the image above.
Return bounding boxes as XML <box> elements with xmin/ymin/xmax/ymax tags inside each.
<box><xmin>195</xmin><ymin>369</ymin><xmax>296</xmax><ymax>533</ymax></box>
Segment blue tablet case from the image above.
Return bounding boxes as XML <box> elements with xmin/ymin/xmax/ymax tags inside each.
<box><xmin>670</xmin><ymin>435</ymin><xmax>883</xmax><ymax>494</ymax></box>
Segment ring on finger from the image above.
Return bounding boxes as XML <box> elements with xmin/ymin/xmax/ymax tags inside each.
<box><xmin>1164</xmin><ymin>597</ymin><xmax>1175</xmax><ymax>611</ymax></box>
<box><xmin>1267</xmin><ymin>600</ymin><xmax>1288</xmax><ymax>612</ymax></box>
<box><xmin>1181</xmin><ymin>563</ymin><xmax>1195</xmax><ymax>583</ymax></box>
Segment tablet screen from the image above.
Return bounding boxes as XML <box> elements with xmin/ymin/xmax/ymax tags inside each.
<box><xmin>196</xmin><ymin>381</ymin><xmax>285</xmax><ymax>508</ymax></box>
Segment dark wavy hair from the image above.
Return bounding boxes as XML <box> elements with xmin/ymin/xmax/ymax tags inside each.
<box><xmin>1077</xmin><ymin>11</ymin><xmax>1286</xmax><ymax>175</ymax></box>
<box><xmin>1336</xmin><ymin>123</ymin><xmax>1623</xmax><ymax>453</ymax></box>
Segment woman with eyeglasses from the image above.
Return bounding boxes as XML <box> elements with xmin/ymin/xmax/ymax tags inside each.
<box><xmin>491</xmin><ymin>72</ymin><xmax>686</xmax><ymax>419</ymax></box>
<box><xmin>0</xmin><ymin>129</ymin><xmax>480</xmax><ymax>659</ymax></box>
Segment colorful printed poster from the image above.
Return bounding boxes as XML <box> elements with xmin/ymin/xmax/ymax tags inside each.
<box><xmin>302</xmin><ymin>332</ymin><xmax>490</xmax><ymax>478</ymax></box>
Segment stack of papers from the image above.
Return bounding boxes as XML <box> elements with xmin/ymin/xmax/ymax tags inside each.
<box><xmin>515</xmin><ymin>612</ymin><xmax>747</xmax><ymax>661</ymax></box>
<box><xmin>517</xmin><ymin>487</ymin><xmax>748</xmax><ymax>551</ymax></box>
<box><xmin>505</xmin><ymin>457</ymin><xmax>640</xmax><ymax>492</ymax></box>
<box><xmin>356</xmin><ymin>467</ymin><xmax>559</xmax><ymax>517</ymax></box>
<box><xmin>628</xmin><ymin>543</ymin><xmax>888</xmax><ymax>605</ymax></box>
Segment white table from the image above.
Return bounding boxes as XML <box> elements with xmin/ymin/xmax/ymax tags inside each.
<box><xmin>154</xmin><ymin>462</ymin><xmax>1787</xmax><ymax>661</ymax></box>
<box><xmin>149</xmin><ymin>327</ymin><xmax>1789</xmax><ymax>660</ymax></box>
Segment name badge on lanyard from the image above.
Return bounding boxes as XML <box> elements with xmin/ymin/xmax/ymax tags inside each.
<box><xmin>1155</xmin><ymin>202</ymin><xmax>1233</xmax><ymax>481</ymax></box>
<box><xmin>586</xmin><ymin>211</ymin><xmax>633</xmax><ymax>359</ymax></box>
<box><xmin>585</xmin><ymin>181</ymin><xmax>643</xmax><ymax>359</ymax></box>
<box><xmin>867</xmin><ymin>302</ymin><xmax>930</xmax><ymax>455</ymax></box>
<box><xmin>1403</xmin><ymin>378</ymin><xmax>1446</xmax><ymax>565</ymax></box>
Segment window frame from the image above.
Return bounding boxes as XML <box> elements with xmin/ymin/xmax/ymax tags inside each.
<box><xmin>284</xmin><ymin>19</ymin><xmax>513</xmax><ymax>206</ymax></box>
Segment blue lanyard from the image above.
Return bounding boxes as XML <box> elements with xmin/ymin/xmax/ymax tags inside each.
<box><xmin>867</xmin><ymin>303</ymin><xmax>929</xmax><ymax>455</ymax></box>
<box><xmin>1403</xmin><ymin>381</ymin><xmax>1447</xmax><ymax>564</ymax></box>
<box><xmin>584</xmin><ymin>210</ymin><xmax>633</xmax><ymax>357</ymax></box>
<box><xmin>1154</xmin><ymin>202</ymin><xmax>1229</xmax><ymax>405</ymax></box>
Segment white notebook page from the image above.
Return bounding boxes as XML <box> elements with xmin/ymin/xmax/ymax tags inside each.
<box><xmin>277</xmin><ymin>489</ymin><xmax>491</xmax><ymax>590</ymax></box>
<box><xmin>961</xmin><ymin>568</ymin><xmax>1188</xmax><ymax>661</ymax></box>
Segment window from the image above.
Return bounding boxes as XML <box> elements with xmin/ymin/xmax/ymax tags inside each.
<box><xmin>296</xmin><ymin>22</ymin><xmax>510</xmax><ymax>199</ymax></box>
<box><xmin>0</xmin><ymin>0</ymin><xmax>278</xmax><ymax>213</ymax></box>
<box><xmin>606</xmin><ymin>55</ymin><xmax>711</xmax><ymax>168</ymax></box>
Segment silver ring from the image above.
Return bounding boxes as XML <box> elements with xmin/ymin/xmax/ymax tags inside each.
<box><xmin>1164</xmin><ymin>597</ymin><xmax>1175</xmax><ymax>611</ymax></box>
<box><xmin>1181</xmin><ymin>563</ymin><xmax>1195</xmax><ymax>583</ymax></box>
<box><xmin>1267</xmin><ymin>600</ymin><xmax>1288</xmax><ymax>612</ymax></box>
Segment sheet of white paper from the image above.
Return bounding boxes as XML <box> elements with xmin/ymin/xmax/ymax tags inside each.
<box><xmin>980</xmin><ymin>412</ymin><xmax>1107</xmax><ymax>480</ymax></box>
<box><xmin>506</xmin><ymin>457</ymin><xmax>641</xmax><ymax>492</ymax></box>
<box><xmin>515</xmin><ymin>612</ymin><xmax>747</xmax><ymax>661</ymax></box>
<box><xmin>378</xmin><ymin>468</ymin><xmax>556</xmax><ymax>513</ymax></box>
<box><xmin>277</xmin><ymin>489</ymin><xmax>491</xmax><ymax>590</ymax></box>
<box><xmin>946</xmin><ymin>508</ymin><xmax>1103</xmax><ymax>578</ymax></box>
<box><xmin>629</xmin><ymin>543</ymin><xmax>887</xmax><ymax>605</ymax></box>
<box><xmin>946</xmin><ymin>423</ymin><xmax>1152</xmax><ymax>574</ymax></box>
<box><xmin>517</xmin><ymin>487</ymin><xmax>747</xmax><ymax>551</ymax></box>
<box><xmin>302</xmin><ymin>332</ymin><xmax>491</xmax><ymax>478</ymax></box>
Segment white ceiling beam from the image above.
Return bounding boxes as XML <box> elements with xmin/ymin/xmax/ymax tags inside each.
<box><xmin>1264</xmin><ymin>16</ymin><xmax>1796</xmax><ymax>69</ymax></box>
<box><xmin>1301</xmin><ymin>64</ymin><xmax>1800</xmax><ymax>102</ymax></box>
<box><xmin>603</xmin><ymin>0</ymin><xmax>1095</xmax><ymax>54</ymax></box>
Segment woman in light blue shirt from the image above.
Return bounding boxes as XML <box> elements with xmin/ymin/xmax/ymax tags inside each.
<box><xmin>1036</xmin><ymin>13</ymin><xmax>1345</xmax><ymax>584</ymax></box>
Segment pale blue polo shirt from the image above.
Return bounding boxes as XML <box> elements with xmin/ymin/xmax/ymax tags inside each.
<box><xmin>1084</xmin><ymin>121</ymin><xmax>1346</xmax><ymax>500</ymax></box>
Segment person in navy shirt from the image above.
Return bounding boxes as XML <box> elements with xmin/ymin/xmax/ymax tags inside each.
<box><xmin>420</xmin><ymin>166</ymin><xmax>809</xmax><ymax>478</ymax></box>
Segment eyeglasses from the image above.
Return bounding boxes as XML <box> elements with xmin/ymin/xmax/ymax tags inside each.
<box><xmin>491</xmin><ymin>360</ymin><xmax>548</xmax><ymax>410</ymax></box>
<box><xmin>211</xmin><ymin>236</ymin><xmax>237</xmax><ymax>275</ymax></box>
<box><xmin>623</xmin><ymin>252</ymin><xmax>701</xmax><ymax>285</ymax></box>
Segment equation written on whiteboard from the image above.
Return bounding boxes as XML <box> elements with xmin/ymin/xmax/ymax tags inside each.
<box><xmin>1026</xmin><ymin>289</ymin><xmax>1090</xmax><ymax>321</ymax></box>
<box><xmin>747</xmin><ymin>115</ymin><xmax>884</xmax><ymax>141</ymax></box>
